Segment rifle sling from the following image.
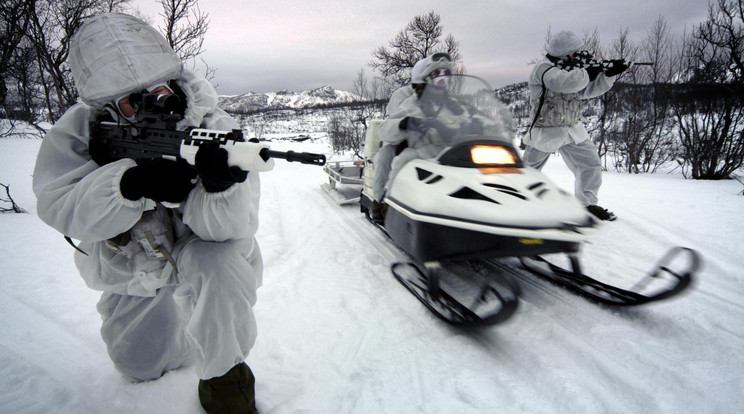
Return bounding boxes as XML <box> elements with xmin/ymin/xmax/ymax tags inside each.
<box><xmin>528</xmin><ymin>65</ymin><xmax>555</xmax><ymax>139</ymax></box>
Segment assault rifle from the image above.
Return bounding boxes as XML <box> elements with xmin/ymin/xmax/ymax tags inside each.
<box><xmin>89</xmin><ymin>93</ymin><xmax>326</xmax><ymax>172</ymax></box>
<box><xmin>554</xmin><ymin>50</ymin><xmax>653</xmax><ymax>71</ymax></box>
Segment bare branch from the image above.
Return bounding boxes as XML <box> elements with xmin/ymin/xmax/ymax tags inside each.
<box><xmin>0</xmin><ymin>183</ymin><xmax>27</xmax><ymax>213</ymax></box>
<box><xmin>369</xmin><ymin>11</ymin><xmax>462</xmax><ymax>88</ymax></box>
<box><xmin>158</xmin><ymin>0</ymin><xmax>209</xmax><ymax>62</ymax></box>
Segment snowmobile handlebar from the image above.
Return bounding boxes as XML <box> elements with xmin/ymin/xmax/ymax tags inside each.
<box><xmin>408</xmin><ymin>117</ymin><xmax>484</xmax><ymax>141</ymax></box>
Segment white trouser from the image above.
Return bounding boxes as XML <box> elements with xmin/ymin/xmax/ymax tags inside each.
<box><xmin>97</xmin><ymin>238</ymin><xmax>261</xmax><ymax>381</ymax></box>
<box><xmin>372</xmin><ymin>143</ymin><xmax>396</xmax><ymax>201</ymax></box>
<box><xmin>523</xmin><ymin>139</ymin><xmax>603</xmax><ymax>206</ymax></box>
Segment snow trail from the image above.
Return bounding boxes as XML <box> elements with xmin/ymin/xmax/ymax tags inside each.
<box><xmin>1</xmin><ymin>137</ymin><xmax>743</xmax><ymax>413</ymax></box>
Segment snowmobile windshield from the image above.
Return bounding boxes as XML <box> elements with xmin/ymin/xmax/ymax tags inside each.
<box><xmin>417</xmin><ymin>75</ymin><xmax>514</xmax><ymax>147</ymax></box>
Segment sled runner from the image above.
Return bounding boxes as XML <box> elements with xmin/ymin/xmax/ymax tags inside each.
<box><xmin>321</xmin><ymin>160</ymin><xmax>364</xmax><ymax>205</ymax></box>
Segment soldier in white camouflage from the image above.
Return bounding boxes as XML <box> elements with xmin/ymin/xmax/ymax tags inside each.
<box><xmin>522</xmin><ymin>30</ymin><xmax>629</xmax><ymax>221</ymax></box>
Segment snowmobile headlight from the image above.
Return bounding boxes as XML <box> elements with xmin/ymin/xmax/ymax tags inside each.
<box><xmin>470</xmin><ymin>145</ymin><xmax>517</xmax><ymax>165</ymax></box>
<box><xmin>438</xmin><ymin>140</ymin><xmax>523</xmax><ymax>171</ymax></box>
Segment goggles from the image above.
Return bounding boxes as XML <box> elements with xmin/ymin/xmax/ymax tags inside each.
<box><xmin>114</xmin><ymin>83</ymin><xmax>173</xmax><ymax>120</ymax></box>
<box><xmin>431</xmin><ymin>52</ymin><xmax>452</xmax><ymax>63</ymax></box>
<box><xmin>145</xmin><ymin>83</ymin><xmax>173</xmax><ymax>96</ymax></box>
<box><xmin>426</xmin><ymin>68</ymin><xmax>451</xmax><ymax>88</ymax></box>
<box><xmin>429</xmin><ymin>68</ymin><xmax>451</xmax><ymax>79</ymax></box>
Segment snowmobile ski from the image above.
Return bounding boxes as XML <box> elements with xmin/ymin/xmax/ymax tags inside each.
<box><xmin>519</xmin><ymin>246</ymin><xmax>700</xmax><ymax>306</ymax></box>
<box><xmin>391</xmin><ymin>260</ymin><xmax>520</xmax><ymax>326</ymax></box>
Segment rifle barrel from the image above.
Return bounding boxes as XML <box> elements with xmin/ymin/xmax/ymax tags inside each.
<box><xmin>261</xmin><ymin>149</ymin><xmax>326</xmax><ymax>166</ymax></box>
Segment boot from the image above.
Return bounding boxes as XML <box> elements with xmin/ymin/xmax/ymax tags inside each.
<box><xmin>198</xmin><ymin>362</ymin><xmax>257</xmax><ymax>414</ymax></box>
<box><xmin>587</xmin><ymin>204</ymin><xmax>617</xmax><ymax>221</ymax></box>
<box><xmin>371</xmin><ymin>200</ymin><xmax>387</xmax><ymax>225</ymax></box>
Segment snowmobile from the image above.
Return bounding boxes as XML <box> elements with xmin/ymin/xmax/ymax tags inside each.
<box><xmin>326</xmin><ymin>75</ymin><xmax>700</xmax><ymax>327</ymax></box>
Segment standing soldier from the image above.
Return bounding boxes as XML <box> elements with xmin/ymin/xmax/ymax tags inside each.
<box><xmin>522</xmin><ymin>30</ymin><xmax>628</xmax><ymax>221</ymax></box>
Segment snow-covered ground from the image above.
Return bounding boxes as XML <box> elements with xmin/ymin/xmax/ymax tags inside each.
<box><xmin>1</xmin><ymin>135</ymin><xmax>743</xmax><ymax>413</ymax></box>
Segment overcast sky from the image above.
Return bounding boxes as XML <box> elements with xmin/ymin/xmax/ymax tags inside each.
<box><xmin>131</xmin><ymin>0</ymin><xmax>710</xmax><ymax>95</ymax></box>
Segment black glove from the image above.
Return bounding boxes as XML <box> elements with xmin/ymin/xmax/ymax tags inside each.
<box><xmin>445</xmin><ymin>98</ymin><xmax>465</xmax><ymax>115</ymax></box>
<box><xmin>120</xmin><ymin>158</ymin><xmax>197</xmax><ymax>202</ymax></box>
<box><xmin>402</xmin><ymin>116</ymin><xmax>431</xmax><ymax>132</ymax></box>
<box><xmin>401</xmin><ymin>117</ymin><xmax>451</xmax><ymax>139</ymax></box>
<box><xmin>195</xmin><ymin>141</ymin><xmax>249</xmax><ymax>193</ymax></box>
<box><xmin>585</xmin><ymin>65</ymin><xmax>603</xmax><ymax>81</ymax></box>
<box><xmin>604</xmin><ymin>59</ymin><xmax>629</xmax><ymax>77</ymax></box>
<box><xmin>424</xmin><ymin>118</ymin><xmax>451</xmax><ymax>139</ymax></box>
<box><xmin>462</xmin><ymin>119</ymin><xmax>483</xmax><ymax>135</ymax></box>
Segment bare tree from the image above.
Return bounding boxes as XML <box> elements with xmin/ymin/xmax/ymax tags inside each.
<box><xmin>579</xmin><ymin>28</ymin><xmax>610</xmax><ymax>165</ymax></box>
<box><xmin>327</xmin><ymin>64</ymin><xmax>396</xmax><ymax>157</ymax></box>
<box><xmin>327</xmin><ymin>110</ymin><xmax>366</xmax><ymax>159</ymax></box>
<box><xmin>370</xmin><ymin>11</ymin><xmax>462</xmax><ymax>89</ymax></box>
<box><xmin>243</xmin><ymin>112</ymin><xmax>270</xmax><ymax>140</ymax></box>
<box><xmin>582</xmin><ymin>28</ymin><xmax>604</xmax><ymax>59</ymax></box>
<box><xmin>326</xmin><ymin>69</ymin><xmax>386</xmax><ymax>158</ymax></box>
<box><xmin>603</xmin><ymin>24</ymin><xmax>677</xmax><ymax>174</ymax></box>
<box><xmin>351</xmin><ymin>68</ymin><xmax>386</xmax><ymax>124</ymax></box>
<box><xmin>23</xmin><ymin>0</ymin><xmax>130</xmax><ymax>120</ymax></box>
<box><xmin>5</xmin><ymin>41</ymin><xmax>46</xmax><ymax>128</ymax></box>
<box><xmin>671</xmin><ymin>0</ymin><xmax>744</xmax><ymax>179</ymax></box>
<box><xmin>157</xmin><ymin>0</ymin><xmax>212</xmax><ymax>78</ymax></box>
<box><xmin>695</xmin><ymin>0</ymin><xmax>743</xmax><ymax>84</ymax></box>
<box><xmin>2</xmin><ymin>0</ymin><xmax>129</xmax><ymax>130</ymax></box>
<box><xmin>631</xmin><ymin>16</ymin><xmax>678</xmax><ymax>172</ymax></box>
<box><xmin>0</xmin><ymin>0</ymin><xmax>32</xmax><ymax>114</ymax></box>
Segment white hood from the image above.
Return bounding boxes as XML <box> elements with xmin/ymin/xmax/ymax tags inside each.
<box><xmin>547</xmin><ymin>31</ymin><xmax>583</xmax><ymax>58</ymax></box>
<box><xmin>68</xmin><ymin>13</ymin><xmax>183</xmax><ymax>107</ymax></box>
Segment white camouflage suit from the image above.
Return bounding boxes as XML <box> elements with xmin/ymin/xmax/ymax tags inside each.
<box><xmin>522</xmin><ymin>31</ymin><xmax>617</xmax><ymax>206</ymax></box>
<box><xmin>32</xmin><ymin>13</ymin><xmax>262</xmax><ymax>381</ymax></box>
<box><xmin>371</xmin><ymin>85</ymin><xmax>415</xmax><ymax>201</ymax></box>
<box><xmin>372</xmin><ymin>54</ymin><xmax>514</xmax><ymax>202</ymax></box>
<box><xmin>376</xmin><ymin>87</ymin><xmax>513</xmax><ymax>199</ymax></box>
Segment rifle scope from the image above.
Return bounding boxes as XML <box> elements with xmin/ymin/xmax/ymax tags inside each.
<box><xmin>129</xmin><ymin>92</ymin><xmax>181</xmax><ymax>116</ymax></box>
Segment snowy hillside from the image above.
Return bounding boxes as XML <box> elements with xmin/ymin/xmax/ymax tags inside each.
<box><xmin>218</xmin><ymin>85</ymin><xmax>366</xmax><ymax>139</ymax></box>
<box><xmin>219</xmin><ymin>85</ymin><xmax>359</xmax><ymax>113</ymax></box>
<box><xmin>222</xmin><ymin>83</ymin><xmax>529</xmax><ymax>143</ymax></box>
<box><xmin>1</xmin><ymin>133</ymin><xmax>743</xmax><ymax>413</ymax></box>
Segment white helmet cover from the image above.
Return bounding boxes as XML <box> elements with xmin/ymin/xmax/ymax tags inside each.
<box><xmin>411</xmin><ymin>52</ymin><xmax>454</xmax><ymax>84</ymax></box>
<box><xmin>68</xmin><ymin>13</ymin><xmax>183</xmax><ymax>107</ymax></box>
<box><xmin>547</xmin><ymin>30</ymin><xmax>584</xmax><ymax>58</ymax></box>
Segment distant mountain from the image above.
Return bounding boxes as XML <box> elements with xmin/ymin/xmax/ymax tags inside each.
<box><xmin>219</xmin><ymin>85</ymin><xmax>360</xmax><ymax>113</ymax></box>
<box><xmin>223</xmin><ymin>82</ymin><xmax>533</xmax><ymax>137</ymax></box>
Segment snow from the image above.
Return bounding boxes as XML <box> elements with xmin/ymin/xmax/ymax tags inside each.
<box><xmin>1</xmin><ymin>134</ymin><xmax>743</xmax><ymax>413</ymax></box>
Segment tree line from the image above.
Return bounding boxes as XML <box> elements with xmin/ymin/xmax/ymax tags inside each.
<box><xmin>331</xmin><ymin>3</ymin><xmax>743</xmax><ymax>180</ymax></box>
<box><xmin>572</xmin><ymin>1</ymin><xmax>743</xmax><ymax>180</ymax></box>
<box><xmin>2</xmin><ymin>2</ymin><xmax>742</xmax><ymax>180</ymax></box>
<box><xmin>0</xmin><ymin>0</ymin><xmax>208</xmax><ymax>135</ymax></box>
